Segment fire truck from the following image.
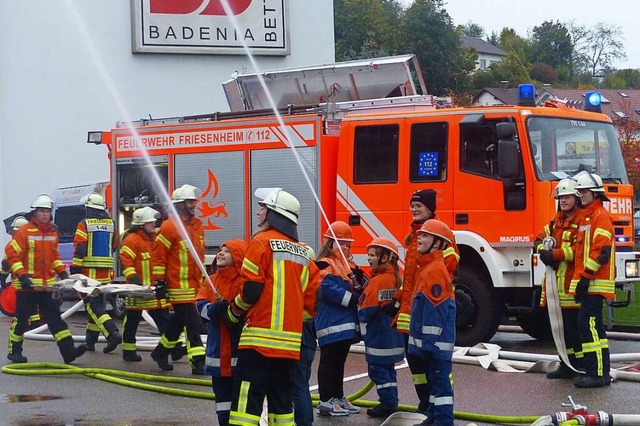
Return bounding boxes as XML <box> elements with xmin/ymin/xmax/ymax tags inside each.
<box><xmin>87</xmin><ymin>55</ymin><xmax>640</xmax><ymax>346</ymax></box>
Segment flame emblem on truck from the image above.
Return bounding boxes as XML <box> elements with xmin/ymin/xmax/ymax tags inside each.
<box><xmin>197</xmin><ymin>169</ymin><xmax>229</xmax><ymax>230</ymax></box>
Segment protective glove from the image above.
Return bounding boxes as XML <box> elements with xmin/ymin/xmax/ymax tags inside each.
<box><xmin>154</xmin><ymin>280</ymin><xmax>167</xmax><ymax>300</ymax></box>
<box><xmin>58</xmin><ymin>271</ymin><xmax>69</xmax><ymax>281</ymax></box>
<box><xmin>70</xmin><ymin>266</ymin><xmax>82</xmax><ymax>275</ymax></box>
<box><xmin>574</xmin><ymin>276</ymin><xmax>590</xmax><ymax>303</ymax></box>
<box><xmin>19</xmin><ymin>275</ymin><xmax>33</xmax><ymax>290</ymax></box>
<box><xmin>208</xmin><ymin>299</ymin><xmax>230</xmax><ymax>319</ymax></box>
<box><xmin>539</xmin><ymin>249</ymin><xmax>554</xmax><ymax>266</ymax></box>
<box><xmin>381</xmin><ymin>300</ymin><xmax>401</xmax><ymax>318</ymax></box>
<box><xmin>128</xmin><ymin>274</ymin><xmax>141</xmax><ymax>285</ymax></box>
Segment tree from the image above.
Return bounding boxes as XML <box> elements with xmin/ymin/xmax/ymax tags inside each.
<box><xmin>460</xmin><ymin>21</ymin><xmax>485</xmax><ymax>38</ymax></box>
<box><xmin>604</xmin><ymin>69</ymin><xmax>640</xmax><ymax>89</ymax></box>
<box><xmin>530</xmin><ymin>21</ymin><xmax>573</xmax><ymax>69</ymax></box>
<box><xmin>614</xmin><ymin>98</ymin><xmax>640</xmax><ymax>190</ymax></box>
<box><xmin>581</xmin><ymin>22</ymin><xmax>626</xmax><ymax>77</ymax></box>
<box><xmin>399</xmin><ymin>0</ymin><xmax>474</xmax><ymax>94</ymax></box>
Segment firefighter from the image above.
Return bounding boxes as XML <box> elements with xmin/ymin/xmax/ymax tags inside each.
<box><xmin>359</xmin><ymin>237</ymin><xmax>405</xmax><ymax>418</ymax></box>
<box><xmin>314</xmin><ymin>220</ymin><xmax>365</xmax><ymax>417</ymax></box>
<box><xmin>226</xmin><ymin>188</ymin><xmax>320</xmax><ymax>426</ymax></box>
<box><xmin>195</xmin><ymin>239</ymin><xmax>247</xmax><ymax>426</ymax></box>
<box><xmin>392</xmin><ymin>189</ymin><xmax>459</xmax><ymax>414</ymax></box>
<box><xmin>410</xmin><ymin>219</ymin><xmax>456</xmax><ymax>426</ymax></box>
<box><xmin>1</xmin><ymin>216</ymin><xmax>41</xmax><ymax>327</ymax></box>
<box><xmin>70</xmin><ymin>192</ymin><xmax>121</xmax><ymax>354</ymax></box>
<box><xmin>119</xmin><ymin>207</ymin><xmax>174</xmax><ymax>362</ymax></box>
<box><xmin>534</xmin><ymin>178</ymin><xmax>584</xmax><ymax>379</ymax></box>
<box><xmin>5</xmin><ymin>194</ymin><xmax>87</xmax><ymax>364</ymax></box>
<box><xmin>570</xmin><ymin>171</ymin><xmax>615</xmax><ymax>388</ymax></box>
<box><xmin>150</xmin><ymin>184</ymin><xmax>206</xmax><ymax>374</ymax></box>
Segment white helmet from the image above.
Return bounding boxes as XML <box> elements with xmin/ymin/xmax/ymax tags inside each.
<box><xmin>31</xmin><ymin>194</ymin><xmax>54</xmax><ymax>210</ymax></box>
<box><xmin>85</xmin><ymin>193</ymin><xmax>106</xmax><ymax>210</ymax></box>
<box><xmin>11</xmin><ymin>216</ymin><xmax>28</xmax><ymax>230</ymax></box>
<box><xmin>552</xmin><ymin>178</ymin><xmax>579</xmax><ymax>198</ymax></box>
<box><xmin>172</xmin><ymin>184</ymin><xmax>200</xmax><ymax>204</ymax></box>
<box><xmin>131</xmin><ymin>207</ymin><xmax>160</xmax><ymax>226</ymax></box>
<box><xmin>255</xmin><ymin>188</ymin><xmax>300</xmax><ymax>224</ymax></box>
<box><xmin>573</xmin><ymin>171</ymin><xmax>605</xmax><ymax>193</ymax></box>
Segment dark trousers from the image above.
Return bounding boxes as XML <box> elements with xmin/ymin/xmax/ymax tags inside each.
<box><xmin>405</xmin><ymin>333</ymin><xmax>430</xmax><ymax>411</ymax></box>
<box><xmin>292</xmin><ymin>346</ymin><xmax>316</xmax><ymax>426</ymax></box>
<box><xmin>84</xmin><ymin>294</ymin><xmax>118</xmax><ymax>345</ymax></box>
<box><xmin>123</xmin><ymin>308</ymin><xmax>170</xmax><ymax>352</ymax></box>
<box><xmin>317</xmin><ymin>340</ymin><xmax>352</xmax><ymax>402</ymax></box>
<box><xmin>578</xmin><ymin>295</ymin><xmax>610</xmax><ymax>378</ymax></box>
<box><xmin>230</xmin><ymin>349</ymin><xmax>295</xmax><ymax>425</ymax></box>
<box><xmin>560</xmin><ymin>308</ymin><xmax>583</xmax><ymax>368</ymax></box>
<box><xmin>213</xmin><ymin>375</ymin><xmax>234</xmax><ymax>426</ymax></box>
<box><xmin>156</xmin><ymin>303</ymin><xmax>204</xmax><ymax>365</ymax></box>
<box><xmin>9</xmin><ymin>291</ymin><xmax>76</xmax><ymax>359</ymax></box>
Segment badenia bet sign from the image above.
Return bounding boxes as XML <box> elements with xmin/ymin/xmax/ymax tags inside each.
<box><xmin>131</xmin><ymin>0</ymin><xmax>289</xmax><ymax>55</ymax></box>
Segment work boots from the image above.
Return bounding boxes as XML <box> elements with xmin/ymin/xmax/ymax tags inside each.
<box><xmin>122</xmin><ymin>350</ymin><xmax>142</xmax><ymax>362</ymax></box>
<box><xmin>85</xmin><ymin>330</ymin><xmax>99</xmax><ymax>352</ymax></box>
<box><xmin>171</xmin><ymin>343</ymin><xmax>187</xmax><ymax>362</ymax></box>
<box><xmin>151</xmin><ymin>346</ymin><xmax>173</xmax><ymax>371</ymax></box>
<box><xmin>103</xmin><ymin>331</ymin><xmax>122</xmax><ymax>354</ymax></box>
<box><xmin>191</xmin><ymin>356</ymin><xmax>205</xmax><ymax>375</ymax></box>
<box><xmin>366</xmin><ymin>404</ymin><xmax>397</xmax><ymax>418</ymax></box>
<box><xmin>546</xmin><ymin>362</ymin><xmax>579</xmax><ymax>379</ymax></box>
<box><xmin>574</xmin><ymin>375</ymin><xmax>607</xmax><ymax>388</ymax></box>
<box><xmin>63</xmin><ymin>344</ymin><xmax>87</xmax><ymax>364</ymax></box>
<box><xmin>7</xmin><ymin>352</ymin><xmax>28</xmax><ymax>363</ymax></box>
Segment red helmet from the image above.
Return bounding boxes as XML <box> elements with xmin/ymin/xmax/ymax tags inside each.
<box><xmin>366</xmin><ymin>237</ymin><xmax>399</xmax><ymax>258</ymax></box>
<box><xmin>417</xmin><ymin>219</ymin><xmax>452</xmax><ymax>245</ymax></box>
<box><xmin>323</xmin><ymin>221</ymin><xmax>354</xmax><ymax>241</ymax></box>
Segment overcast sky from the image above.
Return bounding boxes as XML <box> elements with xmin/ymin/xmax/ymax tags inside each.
<box><xmin>400</xmin><ymin>0</ymin><xmax>638</xmax><ymax>69</ymax></box>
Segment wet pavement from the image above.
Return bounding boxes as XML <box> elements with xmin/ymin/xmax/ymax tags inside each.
<box><xmin>1</xmin><ymin>312</ymin><xmax>639</xmax><ymax>425</ymax></box>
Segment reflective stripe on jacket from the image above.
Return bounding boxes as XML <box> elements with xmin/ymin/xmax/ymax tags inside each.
<box><xmin>408</xmin><ymin>251</ymin><xmax>456</xmax><ymax>359</ymax></box>
<box><xmin>6</xmin><ymin>221</ymin><xmax>65</xmax><ymax>288</ymax></box>
<box><xmin>236</xmin><ymin>229</ymin><xmax>320</xmax><ymax>360</ymax></box>
<box><xmin>120</xmin><ymin>229</ymin><xmax>169</xmax><ymax>310</ymax></box>
<box><xmin>358</xmin><ymin>264</ymin><xmax>404</xmax><ymax>366</ymax></box>
<box><xmin>570</xmin><ymin>200</ymin><xmax>615</xmax><ymax>299</ymax></box>
<box><xmin>536</xmin><ymin>209</ymin><xmax>583</xmax><ymax>309</ymax></box>
<box><xmin>152</xmin><ymin>214</ymin><xmax>205</xmax><ymax>304</ymax></box>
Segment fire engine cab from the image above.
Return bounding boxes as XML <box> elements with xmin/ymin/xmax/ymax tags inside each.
<box><xmin>88</xmin><ymin>55</ymin><xmax>640</xmax><ymax>346</ymax></box>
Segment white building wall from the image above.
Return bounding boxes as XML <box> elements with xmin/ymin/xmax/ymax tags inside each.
<box><xmin>0</xmin><ymin>1</ymin><xmax>334</xmax><ymax>245</ymax></box>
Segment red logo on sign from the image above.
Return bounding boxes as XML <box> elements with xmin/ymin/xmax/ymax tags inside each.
<box><xmin>197</xmin><ymin>170</ymin><xmax>229</xmax><ymax>230</ymax></box>
<box><xmin>150</xmin><ymin>0</ymin><xmax>252</xmax><ymax>16</ymax></box>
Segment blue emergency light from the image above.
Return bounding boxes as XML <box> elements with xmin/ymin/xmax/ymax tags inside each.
<box><xmin>518</xmin><ymin>84</ymin><xmax>536</xmax><ymax>106</ymax></box>
<box><xmin>584</xmin><ymin>91</ymin><xmax>602</xmax><ymax>113</ymax></box>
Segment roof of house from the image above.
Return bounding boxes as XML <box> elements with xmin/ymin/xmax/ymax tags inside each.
<box><xmin>474</xmin><ymin>87</ymin><xmax>519</xmax><ymax>105</ymax></box>
<box><xmin>539</xmin><ymin>88</ymin><xmax>640</xmax><ymax>121</ymax></box>
<box><xmin>460</xmin><ymin>36</ymin><xmax>507</xmax><ymax>56</ymax></box>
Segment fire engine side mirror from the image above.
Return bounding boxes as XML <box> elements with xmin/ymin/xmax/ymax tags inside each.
<box><xmin>497</xmin><ymin>140</ymin><xmax>518</xmax><ymax>178</ymax></box>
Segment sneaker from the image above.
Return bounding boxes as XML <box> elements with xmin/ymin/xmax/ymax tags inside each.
<box><xmin>316</xmin><ymin>399</ymin><xmax>349</xmax><ymax>417</ymax></box>
<box><xmin>366</xmin><ymin>403</ymin><xmax>397</xmax><ymax>418</ymax></box>
<box><xmin>7</xmin><ymin>353</ymin><xmax>28</xmax><ymax>363</ymax></box>
<box><xmin>574</xmin><ymin>375</ymin><xmax>606</xmax><ymax>388</ymax></box>
<box><xmin>337</xmin><ymin>397</ymin><xmax>361</xmax><ymax>414</ymax></box>
<box><xmin>546</xmin><ymin>364</ymin><xmax>578</xmax><ymax>379</ymax></box>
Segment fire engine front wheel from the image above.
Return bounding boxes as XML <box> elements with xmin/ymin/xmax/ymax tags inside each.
<box><xmin>455</xmin><ymin>268</ymin><xmax>504</xmax><ymax>347</ymax></box>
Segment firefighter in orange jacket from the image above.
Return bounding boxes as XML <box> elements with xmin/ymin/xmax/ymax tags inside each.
<box><xmin>570</xmin><ymin>171</ymin><xmax>615</xmax><ymax>388</ymax></box>
<box><xmin>226</xmin><ymin>188</ymin><xmax>320</xmax><ymax>426</ymax></box>
<box><xmin>150</xmin><ymin>184</ymin><xmax>206</xmax><ymax>374</ymax></box>
<box><xmin>534</xmin><ymin>179</ymin><xmax>584</xmax><ymax>379</ymax></box>
<box><xmin>5</xmin><ymin>194</ymin><xmax>86</xmax><ymax>364</ymax></box>
<box><xmin>70</xmin><ymin>193</ymin><xmax>121</xmax><ymax>354</ymax></box>
<box><xmin>119</xmin><ymin>207</ymin><xmax>173</xmax><ymax>362</ymax></box>
<box><xmin>392</xmin><ymin>189</ymin><xmax>458</xmax><ymax>414</ymax></box>
<box><xmin>196</xmin><ymin>239</ymin><xmax>247</xmax><ymax>426</ymax></box>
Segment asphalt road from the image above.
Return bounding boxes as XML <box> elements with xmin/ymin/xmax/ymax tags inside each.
<box><xmin>1</xmin><ymin>311</ymin><xmax>640</xmax><ymax>426</ymax></box>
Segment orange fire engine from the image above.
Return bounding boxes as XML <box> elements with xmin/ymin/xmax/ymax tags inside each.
<box><xmin>88</xmin><ymin>55</ymin><xmax>640</xmax><ymax>346</ymax></box>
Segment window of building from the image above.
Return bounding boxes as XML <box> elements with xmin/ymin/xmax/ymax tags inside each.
<box><xmin>354</xmin><ymin>124</ymin><xmax>399</xmax><ymax>184</ymax></box>
<box><xmin>409</xmin><ymin>122</ymin><xmax>448</xmax><ymax>182</ymax></box>
<box><xmin>479</xmin><ymin>59</ymin><xmax>487</xmax><ymax>69</ymax></box>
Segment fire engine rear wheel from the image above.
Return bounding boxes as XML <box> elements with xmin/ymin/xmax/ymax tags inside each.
<box><xmin>109</xmin><ymin>294</ymin><xmax>126</xmax><ymax>320</ymax></box>
<box><xmin>455</xmin><ymin>268</ymin><xmax>504</xmax><ymax>347</ymax></box>
<box><xmin>516</xmin><ymin>308</ymin><xmax>553</xmax><ymax>341</ymax></box>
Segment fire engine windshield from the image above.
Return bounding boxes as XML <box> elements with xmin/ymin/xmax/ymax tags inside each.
<box><xmin>527</xmin><ymin>117</ymin><xmax>628</xmax><ymax>183</ymax></box>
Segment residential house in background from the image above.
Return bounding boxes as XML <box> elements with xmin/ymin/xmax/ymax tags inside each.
<box><xmin>461</xmin><ymin>36</ymin><xmax>507</xmax><ymax>71</ymax></box>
